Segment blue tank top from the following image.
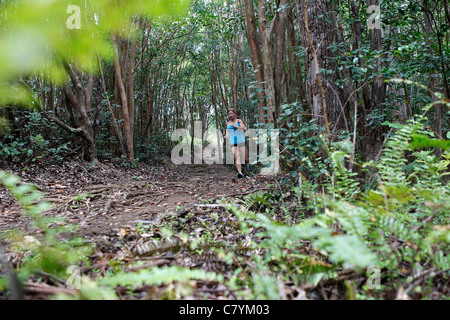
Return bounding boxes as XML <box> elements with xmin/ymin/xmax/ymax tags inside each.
<box><xmin>227</xmin><ymin>121</ymin><xmax>245</xmax><ymax>145</ymax></box>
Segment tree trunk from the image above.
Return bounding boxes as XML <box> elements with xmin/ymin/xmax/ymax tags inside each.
<box><xmin>365</xmin><ymin>0</ymin><xmax>386</xmax><ymax>160</ymax></box>
<box><xmin>295</xmin><ymin>0</ymin><xmax>342</xmax><ymax>137</ymax></box>
<box><xmin>243</xmin><ymin>0</ymin><xmax>267</xmax><ymax>124</ymax></box>
<box><xmin>287</xmin><ymin>7</ymin><xmax>308</xmax><ymax>120</ymax></box>
<box><xmin>113</xmin><ymin>35</ymin><xmax>134</xmax><ymax>161</ymax></box>
<box><xmin>46</xmin><ymin>61</ymin><xmax>98</xmax><ymax>163</ymax></box>
<box><xmin>127</xmin><ymin>18</ymin><xmax>141</xmax><ymax>145</ymax></box>
<box><xmin>424</xmin><ymin>1</ymin><xmax>443</xmax><ymax>156</ymax></box>
<box><xmin>257</xmin><ymin>0</ymin><xmax>275</xmax><ymax>124</ymax></box>
<box><xmin>273</xmin><ymin>0</ymin><xmax>288</xmax><ymax>121</ymax></box>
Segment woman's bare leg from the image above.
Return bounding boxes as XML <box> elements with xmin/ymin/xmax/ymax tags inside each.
<box><xmin>232</xmin><ymin>146</ymin><xmax>242</xmax><ymax>174</ymax></box>
<box><xmin>239</xmin><ymin>146</ymin><xmax>247</xmax><ymax>168</ymax></box>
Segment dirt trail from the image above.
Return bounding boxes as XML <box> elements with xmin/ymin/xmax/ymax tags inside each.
<box><xmin>0</xmin><ymin>161</ymin><xmax>281</xmax><ymax>299</ymax></box>
<box><xmin>72</xmin><ymin>164</ymin><xmax>242</xmax><ymax>237</ymax></box>
<box><xmin>1</xmin><ymin>162</ymin><xmax>276</xmax><ymax>241</ymax></box>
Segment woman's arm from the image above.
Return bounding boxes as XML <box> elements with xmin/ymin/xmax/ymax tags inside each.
<box><xmin>236</xmin><ymin>119</ymin><xmax>246</xmax><ymax>131</ymax></box>
<box><xmin>224</xmin><ymin>122</ymin><xmax>229</xmax><ymax>139</ymax></box>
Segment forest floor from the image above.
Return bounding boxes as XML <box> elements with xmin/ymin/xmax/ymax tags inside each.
<box><xmin>1</xmin><ymin>160</ymin><xmax>447</xmax><ymax>300</ymax></box>
<box><xmin>0</xmin><ymin>159</ymin><xmax>290</xmax><ymax>300</ymax></box>
<box><xmin>1</xmin><ymin>159</ymin><xmax>276</xmax><ymax>240</ymax></box>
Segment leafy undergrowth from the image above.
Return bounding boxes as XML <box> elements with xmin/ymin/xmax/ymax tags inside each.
<box><xmin>1</xmin><ymin>157</ymin><xmax>448</xmax><ymax>300</ymax></box>
<box><xmin>0</xmin><ymin>100</ymin><xmax>449</xmax><ymax>300</ymax></box>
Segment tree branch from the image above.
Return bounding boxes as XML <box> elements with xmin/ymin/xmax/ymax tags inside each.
<box><xmin>42</xmin><ymin>111</ymin><xmax>92</xmax><ymax>144</ymax></box>
<box><xmin>61</xmin><ymin>59</ymin><xmax>83</xmax><ymax>91</ymax></box>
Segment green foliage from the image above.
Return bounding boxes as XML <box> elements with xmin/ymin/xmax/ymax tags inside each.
<box><xmin>315</xmin><ymin>234</ymin><xmax>377</xmax><ymax>268</ymax></box>
<box><xmin>410</xmin><ymin>135</ymin><xmax>450</xmax><ymax>151</ymax></box>
<box><xmin>278</xmin><ymin>103</ymin><xmax>325</xmax><ymax>180</ymax></box>
<box><xmin>0</xmin><ymin>170</ymin><xmax>50</xmax><ymax>221</ymax></box>
<box><xmin>0</xmin><ymin>171</ymin><xmax>92</xmax><ymax>287</ymax></box>
<box><xmin>325</xmin><ymin>139</ymin><xmax>360</xmax><ymax>201</ymax></box>
<box><xmin>18</xmin><ymin>240</ymin><xmax>91</xmax><ymax>280</ymax></box>
<box><xmin>0</xmin><ymin>133</ymin><xmax>71</xmax><ymax>164</ymax></box>
<box><xmin>0</xmin><ymin>111</ymin><xmax>72</xmax><ymax>164</ymax></box>
<box><xmin>0</xmin><ymin>0</ymin><xmax>448</xmax><ymax>300</ymax></box>
<box><xmin>224</xmin><ymin>96</ymin><xmax>450</xmax><ymax>299</ymax></box>
<box><xmin>0</xmin><ymin>117</ymin><xmax>8</xmax><ymax>135</ymax></box>
<box><xmin>100</xmin><ymin>266</ymin><xmax>222</xmax><ymax>288</ymax></box>
<box><xmin>53</xmin><ymin>278</ymin><xmax>118</xmax><ymax>300</ymax></box>
<box><xmin>0</xmin><ymin>0</ymin><xmax>190</xmax><ymax>133</ymax></box>
<box><xmin>0</xmin><ymin>170</ymin><xmax>224</xmax><ymax>300</ymax></box>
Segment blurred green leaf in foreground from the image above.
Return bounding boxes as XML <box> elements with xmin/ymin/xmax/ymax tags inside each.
<box><xmin>0</xmin><ymin>0</ymin><xmax>190</xmax><ymax>126</ymax></box>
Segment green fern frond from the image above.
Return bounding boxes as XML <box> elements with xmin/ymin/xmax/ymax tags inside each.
<box><xmin>99</xmin><ymin>266</ymin><xmax>223</xmax><ymax>288</ymax></box>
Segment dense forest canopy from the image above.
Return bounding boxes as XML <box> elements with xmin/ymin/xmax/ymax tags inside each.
<box><xmin>0</xmin><ymin>0</ymin><xmax>449</xmax><ymax>164</ymax></box>
<box><xmin>0</xmin><ymin>0</ymin><xmax>448</xmax><ymax>301</ymax></box>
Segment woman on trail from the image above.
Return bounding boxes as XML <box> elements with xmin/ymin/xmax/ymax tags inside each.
<box><xmin>224</xmin><ymin>109</ymin><xmax>247</xmax><ymax>178</ymax></box>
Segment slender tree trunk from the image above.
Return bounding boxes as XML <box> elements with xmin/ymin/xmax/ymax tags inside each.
<box><xmin>424</xmin><ymin>1</ymin><xmax>443</xmax><ymax>156</ymax></box>
<box><xmin>127</xmin><ymin>18</ymin><xmax>141</xmax><ymax>144</ymax></box>
<box><xmin>296</xmin><ymin>0</ymin><xmax>340</xmax><ymax>138</ymax></box>
<box><xmin>273</xmin><ymin>0</ymin><xmax>289</xmax><ymax>121</ymax></box>
<box><xmin>287</xmin><ymin>7</ymin><xmax>308</xmax><ymax>119</ymax></box>
<box><xmin>243</xmin><ymin>0</ymin><xmax>267</xmax><ymax>124</ymax></box>
<box><xmin>113</xmin><ymin>35</ymin><xmax>134</xmax><ymax>161</ymax></box>
<box><xmin>257</xmin><ymin>0</ymin><xmax>275</xmax><ymax>124</ymax></box>
<box><xmin>364</xmin><ymin>0</ymin><xmax>387</xmax><ymax>160</ymax></box>
<box><xmin>368</xmin><ymin>0</ymin><xmax>386</xmax><ymax>113</ymax></box>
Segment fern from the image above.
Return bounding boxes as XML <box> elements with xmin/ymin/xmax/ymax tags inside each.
<box><xmin>319</xmin><ymin>138</ymin><xmax>361</xmax><ymax>202</ymax></box>
<box><xmin>409</xmin><ymin>151</ymin><xmax>450</xmax><ymax>190</ymax></box>
<box><xmin>99</xmin><ymin>266</ymin><xmax>223</xmax><ymax>288</ymax></box>
<box><xmin>0</xmin><ymin>171</ymin><xmax>92</xmax><ymax>282</ymax></box>
<box><xmin>235</xmin><ymin>203</ymin><xmax>378</xmax><ymax>269</ymax></box>
<box><xmin>0</xmin><ymin>171</ymin><xmax>51</xmax><ymax>222</ymax></box>
<box><xmin>328</xmin><ymin>149</ymin><xmax>360</xmax><ymax>201</ymax></box>
<box><xmin>375</xmin><ymin>92</ymin><xmax>445</xmax><ymax>188</ymax></box>
<box><xmin>223</xmin><ymin>92</ymin><xmax>450</xmax><ymax>298</ymax></box>
<box><xmin>313</xmin><ymin>234</ymin><xmax>378</xmax><ymax>268</ymax></box>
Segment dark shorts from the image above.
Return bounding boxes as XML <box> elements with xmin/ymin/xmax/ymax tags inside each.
<box><xmin>231</xmin><ymin>142</ymin><xmax>245</xmax><ymax>148</ymax></box>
